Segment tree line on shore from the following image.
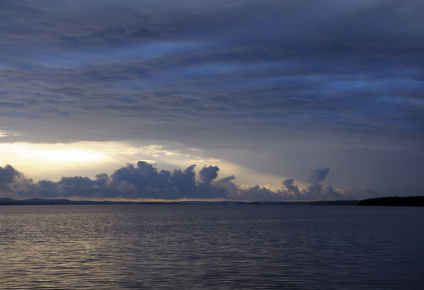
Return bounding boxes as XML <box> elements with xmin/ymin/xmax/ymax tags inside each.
<box><xmin>358</xmin><ymin>196</ymin><xmax>424</xmax><ymax>207</ymax></box>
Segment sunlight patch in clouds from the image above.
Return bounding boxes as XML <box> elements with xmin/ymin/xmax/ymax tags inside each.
<box><xmin>0</xmin><ymin>143</ymin><xmax>109</xmax><ymax>163</ymax></box>
<box><xmin>0</xmin><ymin>141</ymin><xmax>288</xmax><ymax>192</ymax></box>
<box><xmin>0</xmin><ymin>143</ymin><xmax>112</xmax><ymax>180</ymax></box>
<box><xmin>0</xmin><ymin>141</ymin><xmax>227</xmax><ymax>182</ymax></box>
<box><xmin>40</xmin><ymin>148</ymin><xmax>107</xmax><ymax>163</ymax></box>
<box><xmin>0</xmin><ymin>142</ymin><xmax>116</xmax><ymax>181</ymax></box>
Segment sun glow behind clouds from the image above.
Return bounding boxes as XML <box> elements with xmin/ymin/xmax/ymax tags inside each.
<box><xmin>0</xmin><ymin>141</ymin><xmax>287</xmax><ymax>190</ymax></box>
<box><xmin>0</xmin><ymin>141</ymin><xmax>217</xmax><ymax>181</ymax></box>
<box><xmin>0</xmin><ymin>143</ymin><xmax>109</xmax><ymax>163</ymax></box>
<box><xmin>0</xmin><ymin>142</ymin><xmax>114</xmax><ymax>181</ymax></box>
<box><xmin>39</xmin><ymin>148</ymin><xmax>107</xmax><ymax>163</ymax></box>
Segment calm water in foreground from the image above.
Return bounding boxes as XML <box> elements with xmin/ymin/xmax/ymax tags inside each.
<box><xmin>0</xmin><ymin>205</ymin><xmax>423</xmax><ymax>289</ymax></box>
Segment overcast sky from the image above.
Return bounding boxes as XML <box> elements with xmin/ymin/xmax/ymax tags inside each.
<box><xmin>1</xmin><ymin>0</ymin><xmax>423</xmax><ymax>201</ymax></box>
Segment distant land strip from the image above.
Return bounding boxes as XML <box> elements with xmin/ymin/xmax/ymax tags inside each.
<box><xmin>0</xmin><ymin>198</ymin><xmax>355</xmax><ymax>206</ymax></box>
<box><xmin>358</xmin><ymin>196</ymin><xmax>424</xmax><ymax>207</ymax></box>
<box><xmin>0</xmin><ymin>196</ymin><xmax>422</xmax><ymax>206</ymax></box>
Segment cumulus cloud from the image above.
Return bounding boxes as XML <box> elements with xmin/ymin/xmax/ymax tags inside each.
<box><xmin>27</xmin><ymin>161</ymin><xmax>228</xmax><ymax>200</ymax></box>
<box><xmin>282</xmin><ymin>179</ymin><xmax>300</xmax><ymax>196</ymax></box>
<box><xmin>0</xmin><ymin>165</ymin><xmax>23</xmax><ymax>192</ymax></box>
<box><xmin>0</xmin><ymin>161</ymin><xmax>352</xmax><ymax>201</ymax></box>
<box><xmin>308</xmin><ymin>167</ymin><xmax>330</xmax><ymax>184</ymax></box>
<box><xmin>199</xmin><ymin>165</ymin><xmax>219</xmax><ymax>184</ymax></box>
<box><xmin>279</xmin><ymin>167</ymin><xmax>343</xmax><ymax>201</ymax></box>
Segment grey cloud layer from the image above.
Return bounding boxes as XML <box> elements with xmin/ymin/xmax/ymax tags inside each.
<box><xmin>1</xmin><ymin>1</ymin><xmax>424</xmax><ymax>197</ymax></box>
<box><xmin>0</xmin><ymin>161</ymin><xmax>347</xmax><ymax>201</ymax></box>
<box><xmin>0</xmin><ymin>0</ymin><xmax>423</xmax><ymax>144</ymax></box>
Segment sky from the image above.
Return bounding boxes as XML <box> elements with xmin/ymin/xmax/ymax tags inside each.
<box><xmin>0</xmin><ymin>0</ymin><xmax>423</xmax><ymax>201</ymax></box>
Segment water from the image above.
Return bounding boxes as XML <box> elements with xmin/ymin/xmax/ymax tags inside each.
<box><xmin>0</xmin><ymin>205</ymin><xmax>423</xmax><ymax>289</ymax></box>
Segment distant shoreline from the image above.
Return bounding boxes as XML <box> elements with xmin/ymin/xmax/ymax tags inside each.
<box><xmin>358</xmin><ymin>196</ymin><xmax>424</xmax><ymax>207</ymax></box>
<box><xmin>0</xmin><ymin>196</ymin><xmax>423</xmax><ymax>206</ymax></box>
<box><xmin>0</xmin><ymin>198</ymin><xmax>358</xmax><ymax>206</ymax></box>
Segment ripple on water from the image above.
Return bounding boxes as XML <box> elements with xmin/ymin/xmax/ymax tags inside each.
<box><xmin>0</xmin><ymin>205</ymin><xmax>423</xmax><ymax>289</ymax></box>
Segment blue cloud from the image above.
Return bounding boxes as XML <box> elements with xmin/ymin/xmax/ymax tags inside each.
<box><xmin>0</xmin><ymin>1</ymin><xmax>423</xmax><ymax>195</ymax></box>
<box><xmin>0</xmin><ymin>162</ymin><xmax>352</xmax><ymax>201</ymax></box>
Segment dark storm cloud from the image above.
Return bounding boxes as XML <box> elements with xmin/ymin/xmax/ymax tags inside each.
<box><xmin>199</xmin><ymin>165</ymin><xmax>219</xmax><ymax>185</ymax></box>
<box><xmin>30</xmin><ymin>161</ymin><xmax>228</xmax><ymax>200</ymax></box>
<box><xmin>308</xmin><ymin>168</ymin><xmax>330</xmax><ymax>184</ymax></box>
<box><xmin>2</xmin><ymin>162</ymin><xmax>349</xmax><ymax>201</ymax></box>
<box><xmin>0</xmin><ymin>0</ymin><xmax>423</xmax><ymax>144</ymax></box>
<box><xmin>0</xmin><ymin>165</ymin><xmax>22</xmax><ymax>192</ymax></box>
<box><xmin>282</xmin><ymin>179</ymin><xmax>300</xmax><ymax>196</ymax></box>
<box><xmin>280</xmin><ymin>167</ymin><xmax>342</xmax><ymax>201</ymax></box>
<box><xmin>0</xmin><ymin>165</ymin><xmax>34</xmax><ymax>197</ymax></box>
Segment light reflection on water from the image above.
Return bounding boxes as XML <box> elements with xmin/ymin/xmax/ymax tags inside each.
<box><xmin>0</xmin><ymin>205</ymin><xmax>423</xmax><ymax>289</ymax></box>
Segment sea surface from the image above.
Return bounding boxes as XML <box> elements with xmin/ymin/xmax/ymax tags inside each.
<box><xmin>0</xmin><ymin>204</ymin><xmax>423</xmax><ymax>289</ymax></box>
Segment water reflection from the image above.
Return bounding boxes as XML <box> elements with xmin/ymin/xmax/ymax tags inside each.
<box><xmin>0</xmin><ymin>205</ymin><xmax>423</xmax><ymax>289</ymax></box>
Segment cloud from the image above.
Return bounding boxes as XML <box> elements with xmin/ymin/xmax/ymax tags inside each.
<box><xmin>282</xmin><ymin>179</ymin><xmax>300</xmax><ymax>196</ymax></box>
<box><xmin>0</xmin><ymin>1</ymin><xmax>423</xmax><ymax>197</ymax></box>
<box><xmin>279</xmin><ymin>167</ymin><xmax>344</xmax><ymax>201</ymax></box>
<box><xmin>0</xmin><ymin>165</ymin><xmax>22</xmax><ymax>192</ymax></box>
<box><xmin>199</xmin><ymin>165</ymin><xmax>219</xmax><ymax>184</ymax></box>
<box><xmin>0</xmin><ymin>0</ymin><xmax>423</xmax><ymax>146</ymax></box>
<box><xmin>308</xmin><ymin>167</ymin><xmax>330</xmax><ymax>184</ymax></box>
<box><xmin>0</xmin><ymin>165</ymin><xmax>34</xmax><ymax>198</ymax></box>
<box><xmin>0</xmin><ymin>161</ymin><xmax>353</xmax><ymax>201</ymax></box>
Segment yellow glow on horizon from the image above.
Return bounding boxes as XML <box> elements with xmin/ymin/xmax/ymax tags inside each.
<box><xmin>0</xmin><ymin>143</ymin><xmax>110</xmax><ymax>163</ymax></box>
<box><xmin>0</xmin><ymin>141</ymin><xmax>211</xmax><ymax>181</ymax></box>
<box><xmin>0</xmin><ymin>142</ymin><xmax>116</xmax><ymax>181</ymax></box>
<box><xmin>37</xmin><ymin>148</ymin><xmax>108</xmax><ymax>163</ymax></box>
<box><xmin>0</xmin><ymin>141</ymin><xmax>286</xmax><ymax>191</ymax></box>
